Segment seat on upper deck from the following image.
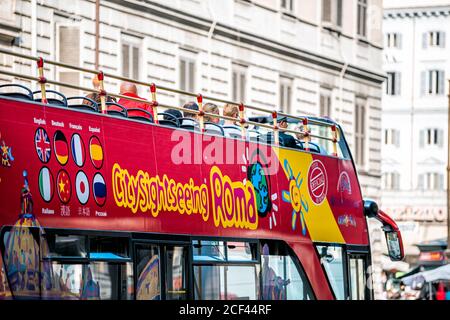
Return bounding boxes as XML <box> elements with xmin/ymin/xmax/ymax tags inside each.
<box><xmin>0</xmin><ymin>84</ymin><xmax>33</xmax><ymax>101</ymax></box>
<box><xmin>33</xmin><ymin>90</ymin><xmax>67</xmax><ymax>107</ymax></box>
<box><xmin>67</xmin><ymin>96</ymin><xmax>99</xmax><ymax>113</ymax></box>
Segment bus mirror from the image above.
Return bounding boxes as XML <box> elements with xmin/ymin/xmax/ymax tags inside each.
<box><xmin>363</xmin><ymin>200</ymin><xmax>405</xmax><ymax>262</ymax></box>
<box><xmin>363</xmin><ymin>200</ymin><xmax>379</xmax><ymax>218</ymax></box>
<box><xmin>385</xmin><ymin>230</ymin><xmax>403</xmax><ymax>261</ymax></box>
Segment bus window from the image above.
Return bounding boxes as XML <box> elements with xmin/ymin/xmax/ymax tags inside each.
<box><xmin>135</xmin><ymin>244</ymin><xmax>161</xmax><ymax>300</ymax></box>
<box><xmin>316</xmin><ymin>245</ymin><xmax>345</xmax><ymax>300</ymax></box>
<box><xmin>192</xmin><ymin>240</ymin><xmax>226</xmax><ymax>262</ymax></box>
<box><xmin>348</xmin><ymin>256</ymin><xmax>366</xmax><ymax>300</ymax></box>
<box><xmin>227</xmin><ymin>242</ymin><xmax>257</xmax><ymax>262</ymax></box>
<box><xmin>165</xmin><ymin>245</ymin><xmax>188</xmax><ymax>300</ymax></box>
<box><xmin>260</xmin><ymin>241</ymin><xmax>313</xmax><ymax>300</ymax></box>
<box><xmin>193</xmin><ymin>265</ymin><xmax>259</xmax><ymax>300</ymax></box>
<box><xmin>45</xmin><ymin>234</ymin><xmax>87</xmax><ymax>259</ymax></box>
<box><xmin>192</xmin><ymin>239</ymin><xmax>259</xmax><ymax>300</ymax></box>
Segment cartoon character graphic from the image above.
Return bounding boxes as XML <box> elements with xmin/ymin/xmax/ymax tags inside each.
<box><xmin>281</xmin><ymin>159</ymin><xmax>309</xmax><ymax>235</ymax></box>
<box><xmin>0</xmin><ymin>132</ymin><xmax>14</xmax><ymax>167</ymax></box>
<box><xmin>245</xmin><ymin>148</ymin><xmax>279</xmax><ymax>229</ymax></box>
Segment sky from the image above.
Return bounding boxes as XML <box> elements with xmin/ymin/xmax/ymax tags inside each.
<box><xmin>384</xmin><ymin>0</ymin><xmax>450</xmax><ymax>8</ymax></box>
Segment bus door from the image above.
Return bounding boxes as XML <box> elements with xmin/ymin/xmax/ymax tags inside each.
<box><xmin>346</xmin><ymin>251</ymin><xmax>371</xmax><ymax>300</ymax></box>
<box><xmin>133</xmin><ymin>240</ymin><xmax>190</xmax><ymax>300</ymax></box>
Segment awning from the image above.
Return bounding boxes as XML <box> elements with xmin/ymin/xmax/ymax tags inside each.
<box><xmin>401</xmin><ymin>264</ymin><xmax>450</xmax><ymax>286</ymax></box>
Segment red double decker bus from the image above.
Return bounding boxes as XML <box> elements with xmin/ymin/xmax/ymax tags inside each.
<box><xmin>0</xmin><ymin>49</ymin><xmax>403</xmax><ymax>300</ymax></box>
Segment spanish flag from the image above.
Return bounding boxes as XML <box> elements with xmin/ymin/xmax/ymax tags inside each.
<box><xmin>89</xmin><ymin>136</ymin><xmax>104</xmax><ymax>169</ymax></box>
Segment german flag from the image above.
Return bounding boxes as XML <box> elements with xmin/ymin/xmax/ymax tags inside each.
<box><xmin>53</xmin><ymin>131</ymin><xmax>68</xmax><ymax>165</ymax></box>
<box><xmin>89</xmin><ymin>136</ymin><xmax>104</xmax><ymax>169</ymax></box>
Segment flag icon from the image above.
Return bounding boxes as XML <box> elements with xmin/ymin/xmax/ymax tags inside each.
<box><xmin>93</xmin><ymin>173</ymin><xmax>106</xmax><ymax>206</ymax></box>
<box><xmin>75</xmin><ymin>171</ymin><xmax>90</xmax><ymax>205</ymax></box>
<box><xmin>89</xmin><ymin>136</ymin><xmax>104</xmax><ymax>169</ymax></box>
<box><xmin>54</xmin><ymin>131</ymin><xmax>68</xmax><ymax>165</ymax></box>
<box><xmin>57</xmin><ymin>170</ymin><xmax>71</xmax><ymax>204</ymax></box>
<box><xmin>71</xmin><ymin>133</ymin><xmax>85</xmax><ymax>167</ymax></box>
<box><xmin>35</xmin><ymin>128</ymin><xmax>51</xmax><ymax>163</ymax></box>
<box><xmin>39</xmin><ymin>167</ymin><xmax>54</xmax><ymax>202</ymax></box>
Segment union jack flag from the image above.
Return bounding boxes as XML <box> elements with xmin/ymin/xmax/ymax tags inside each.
<box><xmin>35</xmin><ymin>128</ymin><xmax>51</xmax><ymax>163</ymax></box>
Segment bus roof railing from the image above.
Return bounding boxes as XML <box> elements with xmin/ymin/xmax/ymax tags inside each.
<box><xmin>0</xmin><ymin>48</ymin><xmax>342</xmax><ymax>155</ymax></box>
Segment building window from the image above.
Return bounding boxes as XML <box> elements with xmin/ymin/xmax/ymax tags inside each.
<box><xmin>319</xmin><ymin>90</ymin><xmax>332</xmax><ymax>117</ymax></box>
<box><xmin>384</xmin><ymin>129</ymin><xmax>400</xmax><ymax>147</ymax></box>
<box><xmin>422</xmin><ymin>70</ymin><xmax>445</xmax><ymax>95</ymax></box>
<box><xmin>386</xmin><ymin>33</ymin><xmax>402</xmax><ymax>49</ymax></box>
<box><xmin>418</xmin><ymin>173</ymin><xmax>444</xmax><ymax>191</ymax></box>
<box><xmin>279</xmin><ymin>76</ymin><xmax>292</xmax><ymax>114</ymax></box>
<box><xmin>232</xmin><ymin>65</ymin><xmax>247</xmax><ymax>103</ymax></box>
<box><xmin>57</xmin><ymin>25</ymin><xmax>80</xmax><ymax>97</ymax></box>
<box><xmin>179</xmin><ymin>57</ymin><xmax>196</xmax><ymax>104</ymax></box>
<box><xmin>420</xmin><ymin>128</ymin><xmax>444</xmax><ymax>148</ymax></box>
<box><xmin>280</xmin><ymin>0</ymin><xmax>294</xmax><ymax>13</ymax></box>
<box><xmin>423</xmin><ymin>31</ymin><xmax>446</xmax><ymax>48</ymax></box>
<box><xmin>383</xmin><ymin>172</ymin><xmax>400</xmax><ymax>190</ymax></box>
<box><xmin>121</xmin><ymin>35</ymin><xmax>141</xmax><ymax>80</ymax></box>
<box><xmin>357</xmin><ymin>0</ymin><xmax>367</xmax><ymax>37</ymax></box>
<box><xmin>322</xmin><ymin>0</ymin><xmax>342</xmax><ymax>28</ymax></box>
<box><xmin>354</xmin><ymin>102</ymin><xmax>366</xmax><ymax>167</ymax></box>
<box><xmin>386</xmin><ymin>72</ymin><xmax>401</xmax><ymax>96</ymax></box>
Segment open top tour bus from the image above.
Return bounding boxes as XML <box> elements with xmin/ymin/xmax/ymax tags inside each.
<box><xmin>0</xmin><ymin>49</ymin><xmax>403</xmax><ymax>300</ymax></box>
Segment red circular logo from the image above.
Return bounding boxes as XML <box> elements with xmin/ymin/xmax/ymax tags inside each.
<box><xmin>308</xmin><ymin>160</ymin><xmax>328</xmax><ymax>205</ymax></box>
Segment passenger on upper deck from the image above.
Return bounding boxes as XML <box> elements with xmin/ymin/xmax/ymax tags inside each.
<box><xmin>84</xmin><ymin>74</ymin><xmax>116</xmax><ymax>106</ymax></box>
<box><xmin>163</xmin><ymin>109</ymin><xmax>183</xmax><ymax>121</ymax></box>
<box><xmin>277</xmin><ymin>116</ymin><xmax>298</xmax><ymax>149</ymax></box>
<box><xmin>182</xmin><ymin>102</ymin><xmax>199</xmax><ymax>119</ymax></box>
<box><xmin>117</xmin><ymin>82</ymin><xmax>155</xmax><ymax>119</ymax></box>
<box><xmin>223</xmin><ymin>104</ymin><xmax>239</xmax><ymax>126</ymax></box>
<box><xmin>203</xmin><ymin>103</ymin><xmax>220</xmax><ymax>124</ymax></box>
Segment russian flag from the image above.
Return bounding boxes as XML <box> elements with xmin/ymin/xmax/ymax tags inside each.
<box><xmin>93</xmin><ymin>173</ymin><xmax>106</xmax><ymax>206</ymax></box>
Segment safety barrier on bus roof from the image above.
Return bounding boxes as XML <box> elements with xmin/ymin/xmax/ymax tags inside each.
<box><xmin>0</xmin><ymin>48</ymin><xmax>341</xmax><ymax>156</ymax></box>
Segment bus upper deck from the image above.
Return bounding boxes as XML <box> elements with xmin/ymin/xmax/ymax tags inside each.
<box><xmin>0</xmin><ymin>49</ymin><xmax>403</xmax><ymax>300</ymax></box>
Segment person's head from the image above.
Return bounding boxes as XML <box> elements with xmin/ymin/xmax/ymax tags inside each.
<box><xmin>164</xmin><ymin>109</ymin><xmax>183</xmax><ymax>121</ymax></box>
<box><xmin>203</xmin><ymin>103</ymin><xmax>220</xmax><ymax>124</ymax></box>
<box><xmin>223</xmin><ymin>104</ymin><xmax>239</xmax><ymax>119</ymax></box>
<box><xmin>182</xmin><ymin>101</ymin><xmax>199</xmax><ymax>118</ymax></box>
<box><xmin>92</xmin><ymin>74</ymin><xmax>100</xmax><ymax>89</ymax></box>
<box><xmin>295</xmin><ymin>124</ymin><xmax>305</xmax><ymax>140</ymax></box>
<box><xmin>119</xmin><ymin>81</ymin><xmax>138</xmax><ymax>95</ymax></box>
<box><xmin>278</xmin><ymin>116</ymin><xmax>288</xmax><ymax>129</ymax></box>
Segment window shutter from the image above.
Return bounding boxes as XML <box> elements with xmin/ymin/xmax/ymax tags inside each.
<box><xmin>441</xmin><ymin>31</ymin><xmax>446</xmax><ymax>48</ymax></box>
<box><xmin>421</xmin><ymin>71</ymin><xmax>426</xmax><ymax>95</ymax></box>
<box><xmin>419</xmin><ymin>130</ymin><xmax>424</xmax><ymax>148</ymax></box>
<box><xmin>395</xmin><ymin>72</ymin><xmax>401</xmax><ymax>95</ymax></box>
<box><xmin>438</xmin><ymin>129</ymin><xmax>444</xmax><ymax>148</ymax></box>
<box><xmin>122</xmin><ymin>44</ymin><xmax>130</xmax><ymax>78</ymax></box>
<box><xmin>395</xmin><ymin>130</ymin><xmax>400</xmax><ymax>147</ymax></box>
<box><xmin>132</xmin><ymin>46</ymin><xmax>139</xmax><ymax>80</ymax></box>
<box><xmin>232</xmin><ymin>71</ymin><xmax>237</xmax><ymax>101</ymax></box>
<box><xmin>240</xmin><ymin>72</ymin><xmax>246</xmax><ymax>102</ymax></box>
<box><xmin>59</xmin><ymin>25</ymin><xmax>80</xmax><ymax>96</ymax></box>
<box><xmin>418</xmin><ymin>174</ymin><xmax>424</xmax><ymax>189</ymax></box>
<box><xmin>337</xmin><ymin>0</ymin><xmax>343</xmax><ymax>27</ymax></box>
<box><xmin>438</xmin><ymin>71</ymin><xmax>445</xmax><ymax>95</ymax></box>
<box><xmin>422</xmin><ymin>32</ymin><xmax>428</xmax><ymax>49</ymax></box>
<box><xmin>322</xmin><ymin>0</ymin><xmax>331</xmax><ymax>22</ymax></box>
<box><xmin>180</xmin><ymin>59</ymin><xmax>186</xmax><ymax>91</ymax></box>
<box><xmin>189</xmin><ymin>61</ymin><xmax>195</xmax><ymax>92</ymax></box>
<box><xmin>397</xmin><ymin>34</ymin><xmax>402</xmax><ymax>49</ymax></box>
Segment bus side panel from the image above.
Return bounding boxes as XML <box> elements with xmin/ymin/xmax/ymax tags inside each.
<box><xmin>289</xmin><ymin>241</ymin><xmax>334</xmax><ymax>300</ymax></box>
